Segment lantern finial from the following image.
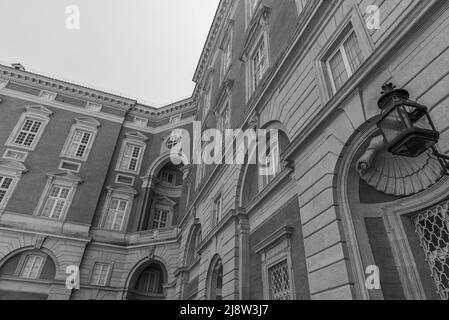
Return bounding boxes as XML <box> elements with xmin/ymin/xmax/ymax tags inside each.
<box><xmin>378</xmin><ymin>83</ymin><xmax>410</xmax><ymax>110</ymax></box>
<box><xmin>381</xmin><ymin>83</ymin><xmax>396</xmax><ymax>95</ymax></box>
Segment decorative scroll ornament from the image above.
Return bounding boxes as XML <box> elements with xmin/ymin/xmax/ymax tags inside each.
<box><xmin>356</xmin><ymin>135</ymin><xmax>443</xmax><ymax>196</ymax></box>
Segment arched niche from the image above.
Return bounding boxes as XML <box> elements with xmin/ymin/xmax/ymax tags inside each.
<box><xmin>238</xmin><ymin>121</ymin><xmax>291</xmax><ymax>208</ymax></box>
<box><xmin>125</xmin><ymin>259</ymin><xmax>168</xmax><ymax>300</ymax></box>
<box><xmin>206</xmin><ymin>255</ymin><xmax>223</xmax><ymax>300</ymax></box>
<box><xmin>335</xmin><ymin>118</ymin><xmax>448</xmax><ymax>300</ymax></box>
<box><xmin>137</xmin><ymin>152</ymin><xmax>187</xmax><ymax>231</ymax></box>
<box><xmin>184</xmin><ymin>224</ymin><xmax>202</xmax><ymax>267</ymax></box>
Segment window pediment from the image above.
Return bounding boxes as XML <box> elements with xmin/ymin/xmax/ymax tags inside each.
<box><xmin>74</xmin><ymin>116</ymin><xmax>101</xmax><ymax>129</ymax></box>
<box><xmin>124</xmin><ymin>132</ymin><xmax>149</xmax><ymax>143</ymax></box>
<box><xmin>241</xmin><ymin>6</ymin><xmax>271</xmax><ymax>61</ymax></box>
<box><xmin>106</xmin><ymin>184</ymin><xmax>139</xmax><ymax>196</ymax></box>
<box><xmin>47</xmin><ymin>171</ymin><xmax>84</xmax><ymax>184</ymax></box>
<box><xmin>154</xmin><ymin>194</ymin><xmax>177</xmax><ymax>207</ymax></box>
<box><xmin>218</xmin><ymin>19</ymin><xmax>235</xmax><ymax>50</ymax></box>
<box><xmin>24</xmin><ymin>105</ymin><xmax>53</xmax><ymax>118</ymax></box>
<box><xmin>0</xmin><ymin>160</ymin><xmax>28</xmax><ymax>176</ymax></box>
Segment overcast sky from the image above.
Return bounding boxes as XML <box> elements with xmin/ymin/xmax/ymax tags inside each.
<box><xmin>0</xmin><ymin>0</ymin><xmax>220</xmax><ymax>106</ymax></box>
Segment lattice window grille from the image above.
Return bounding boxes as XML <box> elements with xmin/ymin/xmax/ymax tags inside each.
<box><xmin>413</xmin><ymin>200</ymin><xmax>449</xmax><ymax>300</ymax></box>
<box><xmin>268</xmin><ymin>260</ymin><xmax>291</xmax><ymax>300</ymax></box>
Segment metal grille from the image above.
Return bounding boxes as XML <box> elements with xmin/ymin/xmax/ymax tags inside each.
<box><xmin>413</xmin><ymin>200</ymin><xmax>449</xmax><ymax>300</ymax></box>
<box><xmin>268</xmin><ymin>260</ymin><xmax>291</xmax><ymax>300</ymax></box>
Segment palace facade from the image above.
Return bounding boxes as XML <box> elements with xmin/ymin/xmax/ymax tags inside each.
<box><xmin>0</xmin><ymin>0</ymin><xmax>449</xmax><ymax>300</ymax></box>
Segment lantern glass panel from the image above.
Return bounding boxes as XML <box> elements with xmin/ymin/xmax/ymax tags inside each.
<box><xmin>402</xmin><ymin>104</ymin><xmax>433</xmax><ymax>130</ymax></box>
<box><xmin>380</xmin><ymin>108</ymin><xmax>406</xmax><ymax>144</ymax></box>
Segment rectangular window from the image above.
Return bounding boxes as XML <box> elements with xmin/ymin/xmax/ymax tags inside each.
<box><xmin>59</xmin><ymin>161</ymin><xmax>81</xmax><ymax>173</ymax></box>
<box><xmin>268</xmin><ymin>260</ymin><xmax>292</xmax><ymax>300</ymax></box>
<box><xmin>115</xmin><ymin>174</ymin><xmax>135</xmax><ymax>186</ymax></box>
<box><xmin>39</xmin><ymin>185</ymin><xmax>72</xmax><ymax>220</ymax></box>
<box><xmin>222</xmin><ymin>38</ymin><xmax>232</xmax><ymax>78</ymax></box>
<box><xmin>103</xmin><ymin>198</ymin><xmax>128</xmax><ymax>231</ymax></box>
<box><xmin>327</xmin><ymin>31</ymin><xmax>364</xmax><ymax>92</ymax></box>
<box><xmin>203</xmin><ymin>87</ymin><xmax>211</xmax><ymax>120</ymax></box>
<box><xmin>91</xmin><ymin>263</ymin><xmax>111</xmax><ymax>286</ymax></box>
<box><xmin>219</xmin><ymin>103</ymin><xmax>230</xmax><ymax>132</ymax></box>
<box><xmin>120</xmin><ymin>143</ymin><xmax>143</xmax><ymax>173</ymax></box>
<box><xmin>252</xmin><ymin>38</ymin><xmax>268</xmax><ymax>90</ymax></box>
<box><xmin>20</xmin><ymin>255</ymin><xmax>44</xmax><ymax>279</ymax></box>
<box><xmin>3</xmin><ymin>149</ymin><xmax>28</xmax><ymax>162</ymax></box>
<box><xmin>13</xmin><ymin>118</ymin><xmax>43</xmax><ymax>147</ymax></box>
<box><xmin>160</xmin><ymin>170</ymin><xmax>176</xmax><ymax>185</ymax></box>
<box><xmin>213</xmin><ymin>195</ymin><xmax>222</xmax><ymax>225</ymax></box>
<box><xmin>0</xmin><ymin>176</ymin><xmax>14</xmax><ymax>206</ymax></box>
<box><xmin>66</xmin><ymin>129</ymin><xmax>93</xmax><ymax>159</ymax></box>
<box><xmin>153</xmin><ymin>208</ymin><xmax>169</xmax><ymax>229</ymax></box>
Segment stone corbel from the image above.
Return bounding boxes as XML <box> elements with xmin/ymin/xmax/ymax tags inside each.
<box><xmin>355</xmin><ymin>134</ymin><xmax>443</xmax><ymax>196</ymax></box>
<box><xmin>356</xmin><ymin>135</ymin><xmax>385</xmax><ymax>176</ymax></box>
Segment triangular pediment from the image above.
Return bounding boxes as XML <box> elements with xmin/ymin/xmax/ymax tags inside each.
<box><xmin>0</xmin><ymin>160</ymin><xmax>28</xmax><ymax>175</ymax></box>
<box><xmin>125</xmin><ymin>131</ymin><xmax>149</xmax><ymax>142</ymax></box>
<box><xmin>25</xmin><ymin>105</ymin><xmax>53</xmax><ymax>118</ymax></box>
<box><xmin>47</xmin><ymin>171</ymin><xmax>83</xmax><ymax>184</ymax></box>
<box><xmin>75</xmin><ymin>116</ymin><xmax>101</xmax><ymax>128</ymax></box>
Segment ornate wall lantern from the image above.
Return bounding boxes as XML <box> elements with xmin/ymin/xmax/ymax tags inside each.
<box><xmin>377</xmin><ymin>83</ymin><xmax>449</xmax><ymax>174</ymax></box>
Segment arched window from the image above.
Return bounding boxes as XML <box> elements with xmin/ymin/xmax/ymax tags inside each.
<box><xmin>0</xmin><ymin>250</ymin><xmax>56</xmax><ymax>300</ymax></box>
<box><xmin>240</xmin><ymin>123</ymin><xmax>290</xmax><ymax>207</ymax></box>
<box><xmin>259</xmin><ymin>128</ymin><xmax>290</xmax><ymax>190</ymax></box>
<box><xmin>207</xmin><ymin>256</ymin><xmax>223</xmax><ymax>300</ymax></box>
<box><xmin>133</xmin><ymin>263</ymin><xmax>164</xmax><ymax>295</ymax></box>
<box><xmin>136</xmin><ymin>266</ymin><xmax>163</xmax><ymax>294</ymax></box>
<box><xmin>186</xmin><ymin>226</ymin><xmax>202</xmax><ymax>266</ymax></box>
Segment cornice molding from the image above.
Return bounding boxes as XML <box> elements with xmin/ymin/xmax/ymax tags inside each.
<box><xmin>0</xmin><ymin>65</ymin><xmax>136</xmax><ymax>110</ymax></box>
<box><xmin>130</xmin><ymin>98</ymin><xmax>195</xmax><ymax>119</ymax></box>
<box><xmin>193</xmin><ymin>0</ymin><xmax>233</xmax><ymax>84</ymax></box>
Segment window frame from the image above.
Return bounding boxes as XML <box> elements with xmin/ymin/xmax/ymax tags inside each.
<box><xmin>159</xmin><ymin>169</ymin><xmax>178</xmax><ymax>186</ymax></box>
<box><xmin>218</xmin><ymin>100</ymin><xmax>231</xmax><ymax>133</ymax></box>
<box><xmin>152</xmin><ymin>207</ymin><xmax>170</xmax><ymax>230</ymax></box>
<box><xmin>0</xmin><ymin>160</ymin><xmax>28</xmax><ymax>213</ymax></box>
<box><xmin>115</xmin><ymin>132</ymin><xmax>148</xmax><ymax>175</ymax></box>
<box><xmin>102</xmin><ymin>197</ymin><xmax>129</xmax><ymax>232</ymax></box>
<box><xmin>315</xmin><ymin>11</ymin><xmax>374</xmax><ymax>101</ymax></box>
<box><xmin>221</xmin><ymin>33</ymin><xmax>233</xmax><ymax>83</ymax></box>
<box><xmin>6</xmin><ymin>105</ymin><xmax>53</xmax><ymax>151</ymax></box>
<box><xmin>203</xmin><ymin>82</ymin><xmax>212</xmax><ymax>121</ymax></box>
<box><xmin>213</xmin><ymin>193</ymin><xmax>223</xmax><ymax>226</ymax></box>
<box><xmin>34</xmin><ymin>172</ymin><xmax>82</xmax><ymax>221</ymax></box>
<box><xmin>2</xmin><ymin>149</ymin><xmax>29</xmax><ymax>162</ymax></box>
<box><xmin>89</xmin><ymin>262</ymin><xmax>112</xmax><ymax>287</ymax></box>
<box><xmin>326</xmin><ymin>30</ymin><xmax>363</xmax><ymax>94</ymax></box>
<box><xmin>254</xmin><ymin>226</ymin><xmax>295</xmax><ymax>300</ymax></box>
<box><xmin>100</xmin><ymin>186</ymin><xmax>138</xmax><ymax>233</ymax></box>
<box><xmin>16</xmin><ymin>253</ymin><xmax>47</xmax><ymax>280</ymax></box>
<box><xmin>60</xmin><ymin>117</ymin><xmax>100</xmax><ymax>162</ymax></box>
<box><xmin>58</xmin><ymin>160</ymin><xmax>81</xmax><ymax>173</ymax></box>
<box><xmin>244</xmin><ymin>30</ymin><xmax>270</xmax><ymax>101</ymax></box>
